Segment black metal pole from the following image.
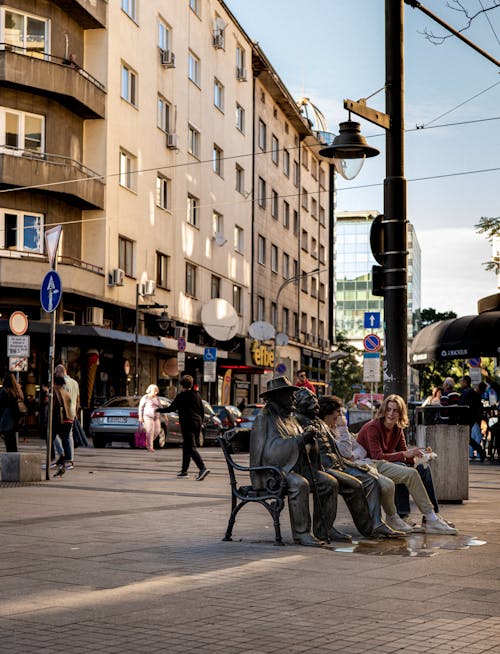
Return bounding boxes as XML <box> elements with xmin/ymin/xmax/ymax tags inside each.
<box><xmin>328</xmin><ymin>163</ymin><xmax>336</xmax><ymax>347</ymax></box>
<box><xmin>384</xmin><ymin>0</ymin><xmax>408</xmax><ymax>401</ymax></box>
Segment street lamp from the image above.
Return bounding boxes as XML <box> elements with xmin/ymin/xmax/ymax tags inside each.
<box><xmin>272</xmin><ymin>267</ymin><xmax>324</xmax><ymax>377</ymax></box>
<box><xmin>134</xmin><ymin>282</ymin><xmax>173</xmax><ymax>395</ymax></box>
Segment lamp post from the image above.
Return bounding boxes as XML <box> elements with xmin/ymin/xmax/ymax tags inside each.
<box><xmin>134</xmin><ymin>282</ymin><xmax>172</xmax><ymax>395</ymax></box>
<box><xmin>272</xmin><ymin>267</ymin><xmax>324</xmax><ymax>377</ymax></box>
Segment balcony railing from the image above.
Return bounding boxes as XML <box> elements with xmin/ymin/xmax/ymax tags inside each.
<box><xmin>0</xmin><ymin>248</ymin><xmax>104</xmax><ymax>275</ymax></box>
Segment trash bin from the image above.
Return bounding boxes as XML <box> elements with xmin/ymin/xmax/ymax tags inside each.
<box><xmin>415</xmin><ymin>406</ymin><xmax>469</xmax><ymax>502</ymax></box>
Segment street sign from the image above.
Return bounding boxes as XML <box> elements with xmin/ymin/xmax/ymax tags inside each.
<box><xmin>177</xmin><ymin>336</ymin><xmax>186</xmax><ymax>351</ymax></box>
<box><xmin>40</xmin><ymin>270</ymin><xmax>62</xmax><ymax>313</ymax></box>
<box><xmin>363</xmin><ymin>353</ymin><xmax>381</xmax><ymax>382</ymax></box>
<box><xmin>177</xmin><ymin>352</ymin><xmax>185</xmax><ymax>372</ymax></box>
<box><xmin>276</xmin><ymin>362</ymin><xmax>287</xmax><ymax>375</ymax></box>
<box><xmin>203</xmin><ymin>360</ymin><xmax>216</xmax><ymax>382</ymax></box>
<box><xmin>364</xmin><ymin>312</ymin><xmax>381</xmax><ymax>329</ymax></box>
<box><xmin>468</xmin><ymin>357</ymin><xmax>481</xmax><ymax>368</ymax></box>
<box><xmin>9</xmin><ymin>311</ymin><xmax>28</xmax><ymax>336</ymax></box>
<box><xmin>469</xmin><ymin>367</ymin><xmax>482</xmax><ymax>385</ymax></box>
<box><xmin>9</xmin><ymin>357</ymin><xmax>28</xmax><ymax>372</ymax></box>
<box><xmin>203</xmin><ymin>347</ymin><xmax>217</xmax><ymax>362</ymax></box>
<box><xmin>7</xmin><ymin>335</ymin><xmax>30</xmax><ymax>357</ymax></box>
<box><xmin>363</xmin><ymin>333</ymin><xmax>381</xmax><ymax>353</ymax></box>
<box><xmin>45</xmin><ymin>225</ymin><xmax>62</xmax><ymax>269</ymax></box>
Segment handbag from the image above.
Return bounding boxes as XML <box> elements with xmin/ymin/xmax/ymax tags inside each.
<box><xmin>134</xmin><ymin>426</ymin><xmax>148</xmax><ymax>449</ymax></box>
<box><xmin>17</xmin><ymin>399</ymin><xmax>28</xmax><ymax>415</ymax></box>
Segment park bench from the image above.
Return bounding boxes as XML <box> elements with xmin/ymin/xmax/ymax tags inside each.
<box><xmin>217</xmin><ymin>428</ymin><xmax>288</xmax><ymax>545</ymax></box>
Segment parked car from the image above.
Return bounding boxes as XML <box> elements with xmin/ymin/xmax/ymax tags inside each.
<box><xmin>89</xmin><ymin>396</ymin><xmax>222</xmax><ymax>448</ymax></box>
<box><xmin>212</xmin><ymin>405</ymin><xmax>242</xmax><ymax>431</ymax></box>
<box><xmin>239</xmin><ymin>403</ymin><xmax>265</xmax><ymax>429</ymax></box>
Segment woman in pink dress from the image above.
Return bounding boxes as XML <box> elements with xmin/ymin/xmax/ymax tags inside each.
<box><xmin>139</xmin><ymin>384</ymin><xmax>162</xmax><ymax>451</ymax></box>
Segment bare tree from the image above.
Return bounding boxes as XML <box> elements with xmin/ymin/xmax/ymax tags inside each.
<box><xmin>419</xmin><ymin>1</ymin><xmax>500</xmax><ymax>45</ymax></box>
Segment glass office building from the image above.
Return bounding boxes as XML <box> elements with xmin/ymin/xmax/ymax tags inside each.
<box><xmin>335</xmin><ymin>211</ymin><xmax>421</xmax><ymax>345</ymax></box>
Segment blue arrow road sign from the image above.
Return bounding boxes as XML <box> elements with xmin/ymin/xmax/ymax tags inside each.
<box><xmin>203</xmin><ymin>347</ymin><xmax>217</xmax><ymax>361</ymax></box>
<box><xmin>363</xmin><ymin>333</ymin><xmax>381</xmax><ymax>353</ymax></box>
<box><xmin>40</xmin><ymin>271</ymin><xmax>62</xmax><ymax>313</ymax></box>
<box><xmin>364</xmin><ymin>312</ymin><xmax>381</xmax><ymax>329</ymax></box>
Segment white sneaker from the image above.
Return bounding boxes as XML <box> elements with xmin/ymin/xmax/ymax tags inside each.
<box><xmin>386</xmin><ymin>514</ymin><xmax>413</xmax><ymax>534</ymax></box>
<box><xmin>424</xmin><ymin>515</ymin><xmax>457</xmax><ymax>535</ymax></box>
<box><xmin>402</xmin><ymin>516</ymin><xmax>425</xmax><ymax>533</ymax></box>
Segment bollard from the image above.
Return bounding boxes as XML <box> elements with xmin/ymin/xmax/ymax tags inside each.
<box><xmin>1</xmin><ymin>453</ymin><xmax>42</xmax><ymax>482</ymax></box>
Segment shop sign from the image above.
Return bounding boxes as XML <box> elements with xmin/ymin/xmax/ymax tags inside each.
<box><xmin>249</xmin><ymin>340</ymin><xmax>274</xmax><ymax>368</ymax></box>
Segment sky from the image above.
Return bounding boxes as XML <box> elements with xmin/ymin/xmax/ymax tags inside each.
<box><xmin>225</xmin><ymin>0</ymin><xmax>500</xmax><ymax>317</ymax></box>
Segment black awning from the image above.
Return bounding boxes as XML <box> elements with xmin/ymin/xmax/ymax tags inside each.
<box><xmin>410</xmin><ymin>312</ymin><xmax>500</xmax><ymax>365</ymax></box>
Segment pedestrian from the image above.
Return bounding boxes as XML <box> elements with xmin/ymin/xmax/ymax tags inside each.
<box><xmin>52</xmin><ymin>375</ymin><xmax>75</xmax><ymax>475</ymax></box>
<box><xmin>237</xmin><ymin>398</ymin><xmax>247</xmax><ymax>412</ymax></box>
<box><xmin>294</xmin><ymin>369</ymin><xmax>316</xmax><ymax>394</ymax></box>
<box><xmin>138</xmin><ymin>384</ymin><xmax>162</xmax><ymax>451</ymax></box>
<box><xmin>0</xmin><ymin>373</ymin><xmax>25</xmax><ymax>452</ymax></box>
<box><xmin>458</xmin><ymin>374</ymin><xmax>486</xmax><ymax>462</ymax></box>
<box><xmin>54</xmin><ymin>364</ymin><xmax>80</xmax><ymax>468</ymax></box>
<box><xmin>157</xmin><ymin>375</ymin><xmax>209</xmax><ymax>480</ymax></box>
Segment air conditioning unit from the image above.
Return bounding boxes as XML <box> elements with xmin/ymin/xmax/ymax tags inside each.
<box><xmin>62</xmin><ymin>310</ymin><xmax>76</xmax><ymax>326</ymax></box>
<box><xmin>109</xmin><ymin>267</ymin><xmax>124</xmax><ymax>286</ymax></box>
<box><xmin>160</xmin><ymin>49</ymin><xmax>175</xmax><ymax>67</ymax></box>
<box><xmin>174</xmin><ymin>326</ymin><xmax>188</xmax><ymax>340</ymax></box>
<box><xmin>212</xmin><ymin>32</ymin><xmax>224</xmax><ymax>48</ymax></box>
<box><xmin>141</xmin><ymin>279</ymin><xmax>156</xmax><ymax>296</ymax></box>
<box><xmin>85</xmin><ymin>306</ymin><xmax>104</xmax><ymax>327</ymax></box>
<box><xmin>236</xmin><ymin>66</ymin><xmax>247</xmax><ymax>81</ymax></box>
<box><xmin>166</xmin><ymin>133</ymin><xmax>179</xmax><ymax>150</ymax></box>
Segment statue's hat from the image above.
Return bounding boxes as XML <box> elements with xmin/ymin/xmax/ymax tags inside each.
<box><xmin>259</xmin><ymin>376</ymin><xmax>299</xmax><ymax>398</ymax></box>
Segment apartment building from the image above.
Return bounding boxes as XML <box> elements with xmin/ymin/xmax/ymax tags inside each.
<box><xmin>0</xmin><ymin>0</ymin><xmax>331</xmax><ymax>407</ymax></box>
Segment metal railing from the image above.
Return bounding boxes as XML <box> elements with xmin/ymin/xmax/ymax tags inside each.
<box><xmin>0</xmin><ymin>248</ymin><xmax>103</xmax><ymax>275</ymax></box>
<box><xmin>0</xmin><ymin>43</ymin><xmax>106</xmax><ymax>92</ymax></box>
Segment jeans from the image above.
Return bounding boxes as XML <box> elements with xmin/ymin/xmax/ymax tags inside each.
<box><xmin>54</xmin><ymin>428</ymin><xmax>74</xmax><ymax>461</ymax></box>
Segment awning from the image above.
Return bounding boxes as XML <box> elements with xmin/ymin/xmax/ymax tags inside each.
<box><xmin>410</xmin><ymin>312</ymin><xmax>500</xmax><ymax>365</ymax></box>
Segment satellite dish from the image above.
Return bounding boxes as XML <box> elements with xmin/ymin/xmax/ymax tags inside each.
<box><xmin>201</xmin><ymin>298</ymin><xmax>239</xmax><ymax>341</ymax></box>
<box><xmin>213</xmin><ymin>231</ymin><xmax>227</xmax><ymax>247</ymax></box>
<box><xmin>214</xmin><ymin>17</ymin><xmax>227</xmax><ymax>31</ymax></box>
<box><xmin>248</xmin><ymin>321</ymin><xmax>275</xmax><ymax>341</ymax></box>
<box><xmin>275</xmin><ymin>332</ymin><xmax>289</xmax><ymax>346</ymax></box>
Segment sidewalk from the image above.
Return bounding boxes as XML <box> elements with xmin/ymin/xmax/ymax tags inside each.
<box><xmin>2</xmin><ymin>442</ymin><xmax>500</xmax><ymax>653</ymax></box>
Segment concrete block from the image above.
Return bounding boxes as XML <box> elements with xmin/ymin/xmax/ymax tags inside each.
<box><xmin>1</xmin><ymin>453</ymin><xmax>42</xmax><ymax>482</ymax></box>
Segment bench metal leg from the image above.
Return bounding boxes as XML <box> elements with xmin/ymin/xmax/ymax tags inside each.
<box><xmin>265</xmin><ymin>498</ymin><xmax>285</xmax><ymax>545</ymax></box>
<box><xmin>223</xmin><ymin>501</ymin><xmax>246</xmax><ymax>541</ymax></box>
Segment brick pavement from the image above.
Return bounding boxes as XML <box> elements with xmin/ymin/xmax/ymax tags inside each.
<box><xmin>1</xmin><ymin>442</ymin><xmax>500</xmax><ymax>653</ymax></box>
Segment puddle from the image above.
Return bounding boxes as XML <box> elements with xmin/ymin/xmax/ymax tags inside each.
<box><xmin>325</xmin><ymin>534</ymin><xmax>486</xmax><ymax>557</ymax></box>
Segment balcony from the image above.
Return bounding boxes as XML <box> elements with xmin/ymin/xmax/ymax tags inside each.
<box><xmin>0</xmin><ymin>47</ymin><xmax>106</xmax><ymax>119</ymax></box>
<box><xmin>51</xmin><ymin>0</ymin><xmax>107</xmax><ymax>29</ymax></box>
<box><xmin>0</xmin><ymin>148</ymin><xmax>105</xmax><ymax>210</ymax></box>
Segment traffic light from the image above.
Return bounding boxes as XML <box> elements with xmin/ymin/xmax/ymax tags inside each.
<box><xmin>370</xmin><ymin>214</ymin><xmax>385</xmax><ymax>296</ymax></box>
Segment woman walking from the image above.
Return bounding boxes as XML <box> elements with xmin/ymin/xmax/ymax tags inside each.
<box><xmin>139</xmin><ymin>384</ymin><xmax>162</xmax><ymax>451</ymax></box>
<box><xmin>0</xmin><ymin>373</ymin><xmax>25</xmax><ymax>452</ymax></box>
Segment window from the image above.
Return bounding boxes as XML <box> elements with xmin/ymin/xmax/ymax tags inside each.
<box><xmin>118</xmin><ymin>236</ymin><xmax>135</xmax><ymax>277</ymax></box>
<box><xmin>311</xmin><ymin>157</ymin><xmax>318</xmax><ymax>180</ymax></box>
<box><xmin>301</xmin><ymin>312</ymin><xmax>308</xmax><ymax>333</ymax></box>
<box><xmin>319</xmin><ymin>282</ymin><xmax>326</xmax><ymax>302</ymax></box>
<box><xmin>311</xmin><ymin>197</ymin><xmax>318</xmax><ymax>219</ymax></box>
<box><xmin>301</xmin><ymin>273</ymin><xmax>308</xmax><ymax>293</ymax></box>
<box><xmin>311</xmin><ymin>276</ymin><xmax>318</xmax><ymax>298</ymax></box>
<box><xmin>257</xmin><ymin>296</ymin><xmax>265</xmax><ymax>321</ymax></box>
<box><xmin>212</xmin><ymin>210</ymin><xmax>223</xmax><ymax>237</ymax></box>
<box><xmin>302</xmin><ymin>149</ymin><xmax>309</xmax><ymax>170</ymax></box>
<box><xmin>283</xmin><ymin>253</ymin><xmax>290</xmax><ymax>279</ymax></box>
<box><xmin>283</xmin><ymin>201</ymin><xmax>290</xmax><ymax>229</ymax></box>
<box><xmin>121</xmin><ymin>63</ymin><xmax>137</xmax><ymax>106</ymax></box>
<box><xmin>2</xmin><ymin>9</ymin><xmax>48</xmax><ymax>56</ymax></box>
<box><xmin>282</xmin><ymin>308</ymin><xmax>289</xmax><ymax>335</ymax></box>
<box><xmin>211</xmin><ymin>275</ymin><xmax>221</xmax><ymax>299</ymax></box>
<box><xmin>319</xmin><ymin>244</ymin><xmax>326</xmax><ymax>264</ymax></box>
<box><xmin>293</xmin><ymin>210</ymin><xmax>299</xmax><ymax>236</ymax></box>
<box><xmin>258</xmin><ymin>235</ymin><xmax>266</xmax><ymax>265</ymax></box>
<box><xmin>293</xmin><ymin>160</ymin><xmax>299</xmax><ymax>187</ymax></box>
<box><xmin>283</xmin><ymin>149</ymin><xmax>290</xmax><ymax>177</ymax></box>
<box><xmin>1</xmin><ymin>209</ymin><xmax>43</xmax><ymax>253</ymax></box>
<box><xmin>157</xmin><ymin>95</ymin><xmax>170</xmax><ymax>132</ymax></box>
<box><xmin>119</xmin><ymin>149</ymin><xmax>136</xmax><ymax>191</ymax></box>
<box><xmin>319</xmin><ymin>166</ymin><xmax>326</xmax><ymax>189</ymax></box>
<box><xmin>293</xmin><ymin>312</ymin><xmax>299</xmax><ymax>338</ymax></box>
<box><xmin>236</xmin><ymin>45</ymin><xmax>245</xmax><ymax>74</ymax></box>
<box><xmin>214</xmin><ymin>79</ymin><xmax>224</xmax><ymax>111</ymax></box>
<box><xmin>301</xmin><ymin>229</ymin><xmax>308</xmax><ymax>252</ymax></box>
<box><xmin>271</xmin><ymin>189</ymin><xmax>279</xmax><ymax>219</ymax></box>
<box><xmin>186</xmin><ymin>262</ymin><xmax>197</xmax><ymax>297</ymax></box>
<box><xmin>233</xmin><ymin>285</ymin><xmax>242</xmax><ymax>314</ymax></box>
<box><xmin>121</xmin><ymin>0</ymin><xmax>136</xmax><ymax>20</ymax></box>
<box><xmin>258</xmin><ymin>177</ymin><xmax>266</xmax><ymax>208</ymax></box>
<box><xmin>188</xmin><ymin>51</ymin><xmax>200</xmax><ymax>86</ymax></box>
<box><xmin>235</xmin><ymin>103</ymin><xmax>245</xmax><ymax>132</ymax></box>
<box><xmin>271</xmin><ymin>244</ymin><xmax>278</xmax><ymax>273</ymax></box>
<box><xmin>301</xmin><ymin>188</ymin><xmax>309</xmax><ymax>211</ymax></box>
<box><xmin>258</xmin><ymin>119</ymin><xmax>266</xmax><ymax>151</ymax></box>
<box><xmin>190</xmin><ymin>0</ymin><xmax>200</xmax><ymax>16</ymax></box>
<box><xmin>187</xmin><ymin>194</ymin><xmax>199</xmax><ymax>226</ymax></box>
<box><xmin>270</xmin><ymin>303</ymin><xmax>277</xmax><ymax>328</ymax></box>
<box><xmin>271</xmin><ymin>134</ymin><xmax>279</xmax><ymax>165</ymax></box>
<box><xmin>156</xmin><ymin>174</ymin><xmax>170</xmax><ymax>210</ymax></box>
<box><xmin>319</xmin><ymin>205</ymin><xmax>326</xmax><ymax>226</ymax></box>
<box><xmin>234</xmin><ymin>225</ymin><xmax>244</xmax><ymax>253</ymax></box>
<box><xmin>213</xmin><ymin>144</ymin><xmax>223</xmax><ymax>177</ymax></box>
<box><xmin>158</xmin><ymin>19</ymin><xmax>171</xmax><ymax>51</ymax></box>
<box><xmin>1</xmin><ymin>108</ymin><xmax>43</xmax><ymax>152</ymax></box>
<box><xmin>293</xmin><ymin>259</ymin><xmax>298</xmax><ymax>279</ymax></box>
<box><xmin>188</xmin><ymin>124</ymin><xmax>200</xmax><ymax>157</ymax></box>
<box><xmin>235</xmin><ymin>164</ymin><xmax>245</xmax><ymax>194</ymax></box>
<box><xmin>156</xmin><ymin>252</ymin><xmax>170</xmax><ymax>289</ymax></box>
<box><xmin>311</xmin><ymin>237</ymin><xmax>317</xmax><ymax>258</ymax></box>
